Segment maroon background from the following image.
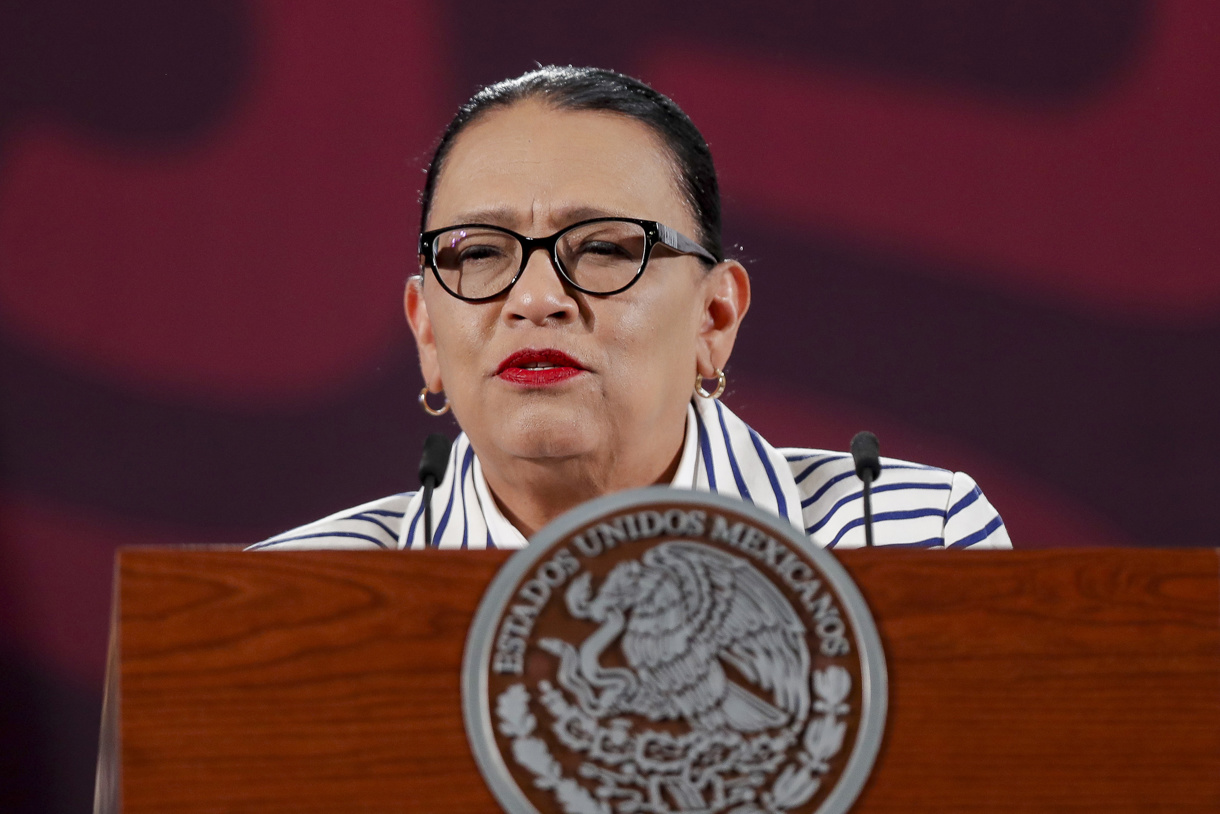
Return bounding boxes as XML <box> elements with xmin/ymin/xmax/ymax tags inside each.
<box><xmin>1</xmin><ymin>1</ymin><xmax>1216</xmax><ymax>809</ymax></box>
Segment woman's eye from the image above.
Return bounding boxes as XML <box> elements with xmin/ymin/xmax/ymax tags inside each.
<box><xmin>458</xmin><ymin>245</ymin><xmax>505</xmax><ymax>263</ymax></box>
<box><xmin>577</xmin><ymin>240</ymin><xmax>630</xmax><ymax>258</ymax></box>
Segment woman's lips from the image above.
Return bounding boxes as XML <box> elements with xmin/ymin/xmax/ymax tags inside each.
<box><xmin>496</xmin><ymin>349</ymin><xmax>586</xmax><ymax>386</ymax></box>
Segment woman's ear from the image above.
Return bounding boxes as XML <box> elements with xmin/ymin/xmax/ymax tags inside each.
<box><xmin>404</xmin><ymin>275</ymin><xmax>444</xmax><ymax>392</ymax></box>
<box><xmin>696</xmin><ymin>260</ymin><xmax>751</xmax><ymax>377</ymax></box>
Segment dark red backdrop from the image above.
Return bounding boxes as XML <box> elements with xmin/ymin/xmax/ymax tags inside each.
<box><xmin>2</xmin><ymin>1</ymin><xmax>1216</xmax><ymax>809</ymax></box>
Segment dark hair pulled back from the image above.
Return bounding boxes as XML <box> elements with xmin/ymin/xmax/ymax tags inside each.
<box><xmin>419</xmin><ymin>65</ymin><xmax>723</xmax><ymax>263</ymax></box>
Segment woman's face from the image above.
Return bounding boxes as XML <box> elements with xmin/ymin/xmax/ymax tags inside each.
<box><xmin>407</xmin><ymin>100</ymin><xmax>747</xmax><ymax>490</ymax></box>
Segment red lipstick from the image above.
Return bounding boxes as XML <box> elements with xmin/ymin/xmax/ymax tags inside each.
<box><xmin>496</xmin><ymin>349</ymin><xmax>586</xmax><ymax>386</ymax></box>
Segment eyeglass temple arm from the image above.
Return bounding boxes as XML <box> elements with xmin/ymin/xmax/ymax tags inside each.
<box><xmin>656</xmin><ymin>223</ymin><xmax>719</xmax><ymax>265</ymax></box>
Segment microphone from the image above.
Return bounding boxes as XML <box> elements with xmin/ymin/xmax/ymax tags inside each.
<box><xmin>418</xmin><ymin>433</ymin><xmax>451</xmax><ymax>548</ymax></box>
<box><xmin>850</xmin><ymin>431</ymin><xmax>881</xmax><ymax>547</ymax></box>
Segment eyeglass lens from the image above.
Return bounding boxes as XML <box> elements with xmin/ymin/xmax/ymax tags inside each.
<box><xmin>432</xmin><ymin>221</ymin><xmax>648</xmax><ymax>299</ymax></box>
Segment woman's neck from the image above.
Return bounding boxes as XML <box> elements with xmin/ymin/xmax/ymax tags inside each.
<box><xmin>478</xmin><ymin>436</ymin><xmax>685</xmax><ymax>539</ymax></box>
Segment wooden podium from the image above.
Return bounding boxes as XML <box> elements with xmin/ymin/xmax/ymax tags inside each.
<box><xmin>96</xmin><ymin>548</ymin><xmax>1220</xmax><ymax>812</ymax></box>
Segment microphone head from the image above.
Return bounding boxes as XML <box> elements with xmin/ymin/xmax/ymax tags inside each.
<box><xmin>418</xmin><ymin>432</ymin><xmax>452</xmax><ymax>488</ymax></box>
<box><xmin>850</xmin><ymin>431</ymin><xmax>881</xmax><ymax>482</ymax></box>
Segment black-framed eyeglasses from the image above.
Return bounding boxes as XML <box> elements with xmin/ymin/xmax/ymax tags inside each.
<box><xmin>418</xmin><ymin>217</ymin><xmax>719</xmax><ymax>303</ymax></box>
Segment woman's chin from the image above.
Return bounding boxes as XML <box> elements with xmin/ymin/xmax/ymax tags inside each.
<box><xmin>494</xmin><ymin>407</ymin><xmax>604</xmax><ymax>463</ymax></box>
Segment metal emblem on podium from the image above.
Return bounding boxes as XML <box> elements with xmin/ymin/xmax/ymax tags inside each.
<box><xmin>463</xmin><ymin>488</ymin><xmax>887</xmax><ymax>814</ymax></box>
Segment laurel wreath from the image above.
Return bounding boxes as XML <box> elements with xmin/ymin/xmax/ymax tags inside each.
<box><xmin>497</xmin><ymin>684</ymin><xmax>611</xmax><ymax>814</ymax></box>
<box><xmin>761</xmin><ymin>666</ymin><xmax>851</xmax><ymax>812</ymax></box>
<box><xmin>495</xmin><ymin>666</ymin><xmax>851</xmax><ymax>814</ymax></box>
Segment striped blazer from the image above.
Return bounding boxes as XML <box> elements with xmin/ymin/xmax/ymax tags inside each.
<box><xmin>250</xmin><ymin>397</ymin><xmax>1010</xmax><ymax>552</ymax></box>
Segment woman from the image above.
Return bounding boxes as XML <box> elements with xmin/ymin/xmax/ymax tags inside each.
<box><xmin>252</xmin><ymin>66</ymin><xmax>1009</xmax><ymax>552</ymax></box>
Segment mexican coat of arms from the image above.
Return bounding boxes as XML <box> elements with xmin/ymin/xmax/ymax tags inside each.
<box><xmin>463</xmin><ymin>488</ymin><xmax>886</xmax><ymax>814</ymax></box>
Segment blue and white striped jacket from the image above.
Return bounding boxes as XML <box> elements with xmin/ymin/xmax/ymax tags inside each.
<box><xmin>250</xmin><ymin>397</ymin><xmax>1010</xmax><ymax>551</ymax></box>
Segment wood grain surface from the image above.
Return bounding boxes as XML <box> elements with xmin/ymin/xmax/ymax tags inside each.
<box><xmin>115</xmin><ymin>548</ymin><xmax>1220</xmax><ymax>812</ymax></box>
<box><xmin>841</xmin><ymin>549</ymin><xmax>1220</xmax><ymax>813</ymax></box>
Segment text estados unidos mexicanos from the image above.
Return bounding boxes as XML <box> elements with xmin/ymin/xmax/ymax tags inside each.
<box><xmin>492</xmin><ymin>509</ymin><xmax>851</xmax><ymax>675</ymax></box>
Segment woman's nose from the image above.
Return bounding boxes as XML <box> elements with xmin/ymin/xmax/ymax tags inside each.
<box><xmin>503</xmin><ymin>247</ymin><xmax>578</xmax><ymax>324</ymax></box>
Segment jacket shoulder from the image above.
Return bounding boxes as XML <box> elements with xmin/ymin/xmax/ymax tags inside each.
<box><xmin>246</xmin><ymin>493</ymin><xmax>417</xmax><ymax>551</ymax></box>
<box><xmin>779</xmin><ymin>448</ymin><xmax>1010</xmax><ymax>549</ymax></box>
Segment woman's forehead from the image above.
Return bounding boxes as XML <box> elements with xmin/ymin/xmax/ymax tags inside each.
<box><xmin>427</xmin><ymin>101</ymin><xmax>694</xmax><ymax>234</ymax></box>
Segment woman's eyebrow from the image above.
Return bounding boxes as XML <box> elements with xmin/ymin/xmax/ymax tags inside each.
<box><xmin>552</xmin><ymin>205</ymin><xmax>628</xmax><ymax>223</ymax></box>
<box><xmin>446</xmin><ymin>205</ymin><xmax>518</xmax><ymax>226</ymax></box>
<box><xmin>443</xmin><ymin>204</ymin><xmax>631</xmax><ymax>229</ymax></box>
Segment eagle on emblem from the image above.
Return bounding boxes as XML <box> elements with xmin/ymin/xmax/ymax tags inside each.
<box><xmin>540</xmin><ymin>541</ymin><xmax>811</xmax><ymax>734</ymax></box>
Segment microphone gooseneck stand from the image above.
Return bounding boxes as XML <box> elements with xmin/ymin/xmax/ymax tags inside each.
<box><xmin>418</xmin><ymin>433</ymin><xmax>452</xmax><ymax>548</ymax></box>
<box><xmin>850</xmin><ymin>431</ymin><xmax>882</xmax><ymax>548</ymax></box>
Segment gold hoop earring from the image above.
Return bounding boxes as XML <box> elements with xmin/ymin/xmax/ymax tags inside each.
<box><xmin>695</xmin><ymin>369</ymin><xmax>726</xmax><ymax>399</ymax></box>
<box><xmin>419</xmin><ymin>387</ymin><xmax>451</xmax><ymax>416</ymax></box>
